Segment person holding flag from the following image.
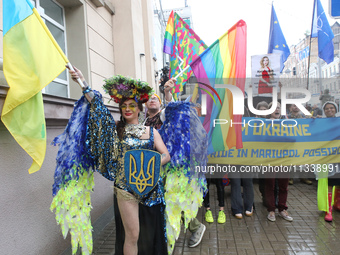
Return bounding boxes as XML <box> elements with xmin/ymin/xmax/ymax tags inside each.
<box><xmin>63</xmin><ymin>67</ymin><xmax>171</xmax><ymax>255</ymax></box>
<box><xmin>111</xmin><ymin>74</ymin><xmax>174</xmax><ymax>255</ymax></box>
<box><xmin>52</xmin><ymin>61</ymin><xmax>208</xmax><ymax>255</ymax></box>
<box><xmin>144</xmin><ymin>75</ymin><xmax>207</xmax><ymax>249</ymax></box>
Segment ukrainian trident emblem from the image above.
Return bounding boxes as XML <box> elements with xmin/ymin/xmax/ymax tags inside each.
<box><xmin>124</xmin><ymin>149</ymin><xmax>161</xmax><ymax>197</ymax></box>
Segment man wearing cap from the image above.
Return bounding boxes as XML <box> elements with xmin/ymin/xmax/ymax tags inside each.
<box><xmin>144</xmin><ymin>78</ymin><xmax>174</xmax><ymax>128</ymax></box>
<box><xmin>145</xmin><ymin>77</ymin><xmax>207</xmax><ymax>249</ymax></box>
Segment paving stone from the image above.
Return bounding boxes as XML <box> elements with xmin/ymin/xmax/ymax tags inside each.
<box><xmin>88</xmin><ymin>182</ymin><xmax>340</xmax><ymax>255</ymax></box>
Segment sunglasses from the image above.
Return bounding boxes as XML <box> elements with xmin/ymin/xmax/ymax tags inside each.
<box><xmin>120</xmin><ymin>104</ymin><xmax>137</xmax><ymax>111</ymax></box>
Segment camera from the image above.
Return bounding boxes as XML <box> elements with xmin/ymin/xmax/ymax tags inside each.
<box><xmin>159</xmin><ymin>66</ymin><xmax>169</xmax><ymax>95</ymax></box>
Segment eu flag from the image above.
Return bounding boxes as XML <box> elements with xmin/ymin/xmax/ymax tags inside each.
<box><xmin>311</xmin><ymin>0</ymin><xmax>334</xmax><ymax>64</ymax></box>
<box><xmin>268</xmin><ymin>4</ymin><xmax>290</xmax><ymax>72</ymax></box>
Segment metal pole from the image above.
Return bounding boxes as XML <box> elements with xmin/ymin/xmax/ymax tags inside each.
<box><xmin>307</xmin><ymin>0</ymin><xmax>316</xmax><ymax>91</ymax></box>
<box><xmin>318</xmin><ymin>57</ymin><xmax>323</xmax><ymax>92</ymax></box>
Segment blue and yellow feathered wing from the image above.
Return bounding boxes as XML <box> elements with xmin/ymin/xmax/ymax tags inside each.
<box><xmin>50</xmin><ymin>94</ymin><xmax>208</xmax><ymax>255</ymax></box>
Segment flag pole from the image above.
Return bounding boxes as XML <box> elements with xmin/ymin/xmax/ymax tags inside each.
<box><xmin>306</xmin><ymin>36</ymin><xmax>313</xmax><ymax>91</ymax></box>
<box><xmin>174</xmin><ymin>65</ymin><xmax>190</xmax><ymax>79</ymax></box>
<box><xmin>172</xmin><ymin>65</ymin><xmax>190</xmax><ymax>102</ymax></box>
<box><xmin>66</xmin><ymin>63</ymin><xmax>95</xmax><ymax>102</ymax></box>
<box><xmin>66</xmin><ymin>63</ymin><xmax>85</xmax><ymax>89</ymax></box>
<box><xmin>307</xmin><ymin>0</ymin><xmax>316</xmax><ymax>90</ymax></box>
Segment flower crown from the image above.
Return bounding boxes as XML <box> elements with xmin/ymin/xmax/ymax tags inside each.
<box><xmin>103</xmin><ymin>75</ymin><xmax>154</xmax><ymax>103</ymax></box>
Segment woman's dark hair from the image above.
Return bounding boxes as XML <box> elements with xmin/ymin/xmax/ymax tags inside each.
<box><xmin>117</xmin><ymin>97</ymin><xmax>143</xmax><ymax>140</ymax></box>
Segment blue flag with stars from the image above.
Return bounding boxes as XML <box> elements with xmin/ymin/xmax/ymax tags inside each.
<box><xmin>268</xmin><ymin>4</ymin><xmax>290</xmax><ymax>73</ymax></box>
<box><xmin>311</xmin><ymin>0</ymin><xmax>334</xmax><ymax>64</ymax></box>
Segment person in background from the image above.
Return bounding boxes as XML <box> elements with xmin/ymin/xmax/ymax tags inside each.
<box><xmin>287</xmin><ymin>104</ymin><xmax>312</xmax><ymax>185</ymax></box>
<box><xmin>255</xmin><ymin>101</ymin><xmax>269</xmax><ymax>118</ymax></box>
<box><xmin>317</xmin><ymin>101</ymin><xmax>340</xmax><ymax>222</ymax></box>
<box><xmin>189</xmin><ymin>89</ymin><xmax>226</xmax><ymax>224</ymax></box>
<box><xmin>255</xmin><ymin>101</ymin><xmax>269</xmax><ymax>206</ymax></box>
<box><xmin>145</xmin><ymin>75</ymin><xmax>207</xmax><ymax>248</ymax></box>
<box><xmin>311</xmin><ymin>104</ymin><xmax>322</xmax><ymax>117</ymax></box>
<box><xmin>144</xmin><ymin>81</ymin><xmax>174</xmax><ymax>128</ymax></box>
<box><xmin>203</xmin><ymin>177</ymin><xmax>226</xmax><ymax>223</ymax></box>
<box><xmin>265</xmin><ymin>102</ymin><xmax>293</xmax><ymax>222</ymax></box>
<box><xmin>226</xmin><ymin>100</ymin><xmax>266</xmax><ymax>219</ymax></box>
<box><xmin>319</xmin><ymin>89</ymin><xmax>332</xmax><ymax>106</ymax></box>
<box><xmin>229</xmin><ymin>171</ymin><xmax>254</xmax><ymax>219</ymax></box>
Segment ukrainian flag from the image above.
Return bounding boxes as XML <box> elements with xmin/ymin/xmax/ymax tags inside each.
<box><xmin>2</xmin><ymin>0</ymin><xmax>68</xmax><ymax>173</ymax></box>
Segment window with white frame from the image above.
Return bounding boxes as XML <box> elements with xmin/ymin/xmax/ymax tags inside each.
<box><xmin>33</xmin><ymin>0</ymin><xmax>69</xmax><ymax>97</ymax></box>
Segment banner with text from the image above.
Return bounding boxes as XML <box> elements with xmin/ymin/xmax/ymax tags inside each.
<box><xmin>208</xmin><ymin>117</ymin><xmax>340</xmax><ymax>166</ymax></box>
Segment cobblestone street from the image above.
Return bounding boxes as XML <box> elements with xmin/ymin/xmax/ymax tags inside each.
<box><xmin>86</xmin><ymin>181</ymin><xmax>340</xmax><ymax>254</ymax></box>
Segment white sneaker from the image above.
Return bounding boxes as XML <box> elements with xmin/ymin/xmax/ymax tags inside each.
<box><xmin>278</xmin><ymin>210</ymin><xmax>293</xmax><ymax>222</ymax></box>
<box><xmin>267</xmin><ymin>211</ymin><xmax>276</xmax><ymax>222</ymax></box>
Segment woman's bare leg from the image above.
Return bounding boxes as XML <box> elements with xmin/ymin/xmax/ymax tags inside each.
<box><xmin>117</xmin><ymin>198</ymin><xmax>139</xmax><ymax>255</ymax></box>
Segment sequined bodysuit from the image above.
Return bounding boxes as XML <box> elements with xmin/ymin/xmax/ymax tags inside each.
<box><xmin>116</xmin><ymin>128</ymin><xmax>165</xmax><ymax>206</ymax></box>
<box><xmin>86</xmin><ymin>95</ymin><xmax>164</xmax><ymax>207</ymax></box>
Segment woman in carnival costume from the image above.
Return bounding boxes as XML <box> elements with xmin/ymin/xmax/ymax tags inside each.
<box><xmin>50</xmin><ymin>67</ymin><xmax>208</xmax><ymax>255</ymax></box>
<box><xmin>51</xmin><ymin>66</ymin><xmax>170</xmax><ymax>255</ymax></box>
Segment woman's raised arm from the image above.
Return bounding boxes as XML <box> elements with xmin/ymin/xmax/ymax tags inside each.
<box><xmin>66</xmin><ymin>65</ymin><xmax>94</xmax><ymax>102</ymax></box>
<box><xmin>153</xmin><ymin>128</ymin><xmax>170</xmax><ymax>165</ymax></box>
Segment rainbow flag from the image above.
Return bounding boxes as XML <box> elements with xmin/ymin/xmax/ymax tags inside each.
<box><xmin>163</xmin><ymin>11</ymin><xmax>175</xmax><ymax>54</ymax></box>
<box><xmin>2</xmin><ymin>0</ymin><xmax>68</xmax><ymax>173</ymax></box>
<box><xmin>190</xmin><ymin>20</ymin><xmax>247</xmax><ymax>154</ymax></box>
<box><xmin>163</xmin><ymin>11</ymin><xmax>207</xmax><ymax>99</ymax></box>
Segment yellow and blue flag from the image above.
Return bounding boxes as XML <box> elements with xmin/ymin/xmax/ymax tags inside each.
<box><xmin>2</xmin><ymin>0</ymin><xmax>68</xmax><ymax>173</ymax></box>
<box><xmin>311</xmin><ymin>0</ymin><xmax>334</xmax><ymax>64</ymax></box>
<box><xmin>268</xmin><ymin>4</ymin><xmax>290</xmax><ymax>72</ymax></box>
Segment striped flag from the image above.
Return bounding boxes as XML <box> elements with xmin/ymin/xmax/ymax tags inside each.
<box><xmin>190</xmin><ymin>20</ymin><xmax>247</xmax><ymax>154</ymax></box>
<box><xmin>163</xmin><ymin>11</ymin><xmax>175</xmax><ymax>54</ymax></box>
<box><xmin>2</xmin><ymin>0</ymin><xmax>68</xmax><ymax>173</ymax></box>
